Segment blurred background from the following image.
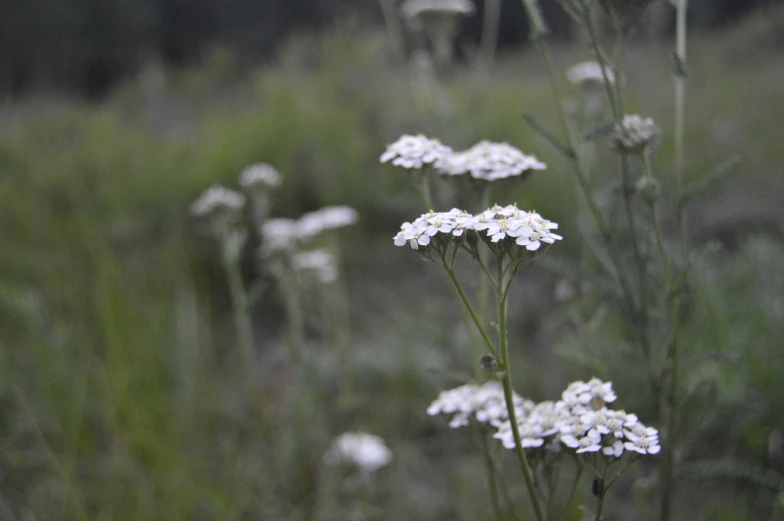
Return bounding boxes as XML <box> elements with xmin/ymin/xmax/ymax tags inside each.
<box><xmin>1</xmin><ymin>0</ymin><xmax>783</xmax><ymax>519</ymax></box>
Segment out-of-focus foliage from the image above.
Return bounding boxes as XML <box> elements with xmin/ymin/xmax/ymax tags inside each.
<box><xmin>0</xmin><ymin>5</ymin><xmax>783</xmax><ymax>520</ymax></box>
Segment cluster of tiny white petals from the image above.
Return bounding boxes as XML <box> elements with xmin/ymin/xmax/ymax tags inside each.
<box><xmin>566</xmin><ymin>61</ymin><xmax>616</xmax><ymax>86</ymax></box>
<box><xmin>427</xmin><ymin>381</ymin><xmax>533</xmax><ymax>429</ymax></box>
<box><xmin>191</xmin><ymin>184</ymin><xmax>245</xmax><ymax>217</ymax></box>
<box><xmin>291</xmin><ymin>249</ymin><xmax>338</xmax><ymax>283</ymax></box>
<box><xmin>401</xmin><ymin>0</ymin><xmax>475</xmax><ymax>19</ymax></box>
<box><xmin>393</xmin><ymin>204</ymin><xmax>562</xmax><ymax>252</ymax></box>
<box><xmin>260</xmin><ymin>218</ymin><xmax>300</xmax><ymax>255</ymax></box>
<box><xmin>298</xmin><ymin>206</ymin><xmax>360</xmax><ymax>239</ymax></box>
<box><xmin>261</xmin><ymin>206</ymin><xmax>359</xmax><ymax>256</ymax></box>
<box><xmin>238</xmin><ymin>163</ymin><xmax>283</xmax><ymax>190</ymax></box>
<box><xmin>610</xmin><ymin>114</ymin><xmax>660</xmax><ymax>151</ymax></box>
<box><xmin>380</xmin><ymin>134</ymin><xmax>453</xmax><ymax>170</ymax></box>
<box><xmin>437</xmin><ymin>141</ymin><xmax>547</xmax><ymax>181</ymax></box>
<box><xmin>324</xmin><ymin>432</ymin><xmax>393</xmax><ymax>472</ymax></box>
<box><xmin>429</xmin><ymin>377</ymin><xmax>660</xmax><ymax>459</ymax></box>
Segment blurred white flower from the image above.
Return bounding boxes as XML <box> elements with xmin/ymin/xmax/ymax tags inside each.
<box><xmin>298</xmin><ymin>205</ymin><xmax>359</xmax><ymax>239</ymax></box>
<box><xmin>291</xmin><ymin>249</ymin><xmax>338</xmax><ymax>283</ymax></box>
<box><xmin>325</xmin><ymin>432</ymin><xmax>393</xmax><ymax>472</ymax></box>
<box><xmin>380</xmin><ymin>134</ymin><xmax>453</xmax><ymax>170</ymax></box>
<box><xmin>238</xmin><ymin>163</ymin><xmax>283</xmax><ymax>190</ymax></box>
<box><xmin>610</xmin><ymin>114</ymin><xmax>660</xmax><ymax>152</ymax></box>
<box><xmin>260</xmin><ymin>218</ymin><xmax>300</xmax><ymax>255</ymax></box>
<box><xmin>566</xmin><ymin>61</ymin><xmax>616</xmax><ymax>86</ymax></box>
<box><xmin>191</xmin><ymin>184</ymin><xmax>245</xmax><ymax>218</ymax></box>
<box><xmin>401</xmin><ymin>0</ymin><xmax>475</xmax><ymax>19</ymax></box>
<box><xmin>603</xmin><ymin>440</ymin><xmax>625</xmax><ymax>457</ymax></box>
<box><xmin>437</xmin><ymin>141</ymin><xmax>547</xmax><ymax>181</ymax></box>
<box><xmin>561</xmin><ymin>428</ymin><xmax>603</xmax><ymax>454</ymax></box>
<box><xmin>427</xmin><ymin>381</ymin><xmax>530</xmax><ymax>429</ymax></box>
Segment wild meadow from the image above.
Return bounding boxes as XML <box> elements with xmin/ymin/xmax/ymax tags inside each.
<box><xmin>1</xmin><ymin>1</ymin><xmax>783</xmax><ymax>520</ymax></box>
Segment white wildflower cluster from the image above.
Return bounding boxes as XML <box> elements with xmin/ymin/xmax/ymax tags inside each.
<box><xmin>380</xmin><ymin>134</ymin><xmax>546</xmax><ymax>182</ymax></box>
<box><xmin>427</xmin><ymin>381</ymin><xmax>535</xmax><ymax>429</ymax></box>
<box><xmin>401</xmin><ymin>0</ymin><xmax>476</xmax><ymax>19</ymax></box>
<box><xmin>393</xmin><ymin>204</ymin><xmax>561</xmax><ymax>252</ymax></box>
<box><xmin>325</xmin><ymin>432</ymin><xmax>393</xmax><ymax>472</ymax></box>
<box><xmin>238</xmin><ymin>163</ymin><xmax>283</xmax><ymax>190</ymax></box>
<box><xmin>380</xmin><ymin>134</ymin><xmax>453</xmax><ymax>170</ymax></box>
<box><xmin>610</xmin><ymin>114</ymin><xmax>660</xmax><ymax>152</ymax></box>
<box><xmin>430</xmin><ymin>378</ymin><xmax>661</xmax><ymax>458</ymax></box>
<box><xmin>261</xmin><ymin>206</ymin><xmax>359</xmax><ymax>256</ymax></box>
<box><xmin>291</xmin><ymin>249</ymin><xmax>338</xmax><ymax>284</ymax></box>
<box><xmin>566</xmin><ymin>61</ymin><xmax>616</xmax><ymax>86</ymax></box>
<box><xmin>298</xmin><ymin>206</ymin><xmax>360</xmax><ymax>240</ymax></box>
<box><xmin>438</xmin><ymin>140</ymin><xmax>547</xmax><ymax>181</ymax></box>
<box><xmin>190</xmin><ymin>184</ymin><xmax>245</xmax><ymax>218</ymax></box>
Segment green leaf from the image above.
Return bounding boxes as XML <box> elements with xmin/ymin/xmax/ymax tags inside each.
<box><xmin>681</xmin><ymin>154</ymin><xmax>742</xmax><ymax>204</ymax></box>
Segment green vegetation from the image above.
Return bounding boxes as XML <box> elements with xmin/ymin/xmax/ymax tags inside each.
<box><xmin>1</xmin><ymin>9</ymin><xmax>783</xmax><ymax>520</ymax></box>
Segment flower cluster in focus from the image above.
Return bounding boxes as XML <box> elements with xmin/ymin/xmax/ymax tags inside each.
<box><xmin>429</xmin><ymin>378</ymin><xmax>661</xmax><ymax>458</ymax></box>
<box><xmin>325</xmin><ymin>432</ymin><xmax>393</xmax><ymax>473</ymax></box>
<box><xmin>393</xmin><ymin>204</ymin><xmax>561</xmax><ymax>252</ymax></box>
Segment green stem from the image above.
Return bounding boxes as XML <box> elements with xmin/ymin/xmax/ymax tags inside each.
<box><xmin>674</xmin><ymin>0</ymin><xmax>688</xmax><ymax>255</ymax></box>
<box><xmin>284</xmin><ymin>273</ymin><xmax>305</xmax><ymax>364</ymax></box>
<box><xmin>583</xmin><ymin>5</ymin><xmax>620</xmax><ymax>120</ymax></box>
<box><xmin>561</xmin><ymin>462</ymin><xmax>583</xmax><ymax>520</ymax></box>
<box><xmin>223</xmin><ymin>252</ymin><xmax>256</xmax><ymax>371</ymax></box>
<box><xmin>594</xmin><ymin>460</ymin><xmax>610</xmax><ymax>521</ymax></box>
<box><xmin>643</xmin><ymin>152</ymin><xmax>680</xmax><ymax>521</ymax></box>
<box><xmin>444</xmin><ymin>266</ymin><xmax>499</xmax><ymax>359</ymax></box>
<box><xmin>497</xmin><ymin>258</ymin><xmax>545</xmax><ymax>521</ymax></box>
<box><xmin>478</xmin><ymin>0</ymin><xmax>502</xmax><ymax>73</ymax></box>
<box><xmin>482</xmin><ymin>434</ymin><xmax>506</xmax><ymax>521</ymax></box>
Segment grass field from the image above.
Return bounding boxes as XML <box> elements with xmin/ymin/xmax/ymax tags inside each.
<box><xmin>1</xmin><ymin>6</ymin><xmax>783</xmax><ymax>520</ymax></box>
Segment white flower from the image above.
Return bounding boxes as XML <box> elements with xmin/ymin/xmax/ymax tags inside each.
<box><xmin>325</xmin><ymin>432</ymin><xmax>393</xmax><ymax>472</ymax></box>
<box><xmin>428</xmin><ymin>382</ymin><xmax>530</xmax><ymax>429</ymax></box>
<box><xmin>191</xmin><ymin>184</ymin><xmax>245</xmax><ymax>218</ymax></box>
<box><xmin>494</xmin><ymin>420</ymin><xmax>546</xmax><ymax>449</ymax></box>
<box><xmin>238</xmin><ymin>163</ymin><xmax>283</xmax><ymax>190</ymax></box>
<box><xmin>561</xmin><ymin>428</ymin><xmax>603</xmax><ymax>454</ymax></box>
<box><xmin>392</xmin><ymin>209</ymin><xmax>463</xmax><ymax>250</ymax></box>
<box><xmin>298</xmin><ymin>206</ymin><xmax>359</xmax><ymax>239</ymax></box>
<box><xmin>624</xmin><ymin>430</ymin><xmax>661</xmax><ymax>455</ymax></box>
<box><xmin>401</xmin><ymin>0</ymin><xmax>475</xmax><ymax>19</ymax></box>
<box><xmin>603</xmin><ymin>440</ymin><xmax>625</xmax><ymax>457</ymax></box>
<box><xmin>624</xmin><ymin>422</ymin><xmax>659</xmax><ymax>440</ymax></box>
<box><xmin>260</xmin><ymin>218</ymin><xmax>300</xmax><ymax>255</ymax></box>
<box><xmin>610</xmin><ymin>114</ymin><xmax>660</xmax><ymax>151</ymax></box>
<box><xmin>437</xmin><ymin>141</ymin><xmax>546</xmax><ymax>182</ymax></box>
<box><xmin>566</xmin><ymin>61</ymin><xmax>616</xmax><ymax>86</ymax></box>
<box><xmin>380</xmin><ymin>134</ymin><xmax>453</xmax><ymax>170</ymax></box>
<box><xmin>291</xmin><ymin>249</ymin><xmax>338</xmax><ymax>283</ymax></box>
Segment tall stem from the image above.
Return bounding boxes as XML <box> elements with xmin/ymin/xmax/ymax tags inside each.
<box><xmin>444</xmin><ymin>266</ymin><xmax>499</xmax><ymax>359</ymax></box>
<box><xmin>223</xmin><ymin>251</ymin><xmax>255</xmax><ymax>371</ymax></box>
<box><xmin>674</xmin><ymin>0</ymin><xmax>688</xmax><ymax>255</ymax></box>
<box><xmin>478</xmin><ymin>0</ymin><xmax>502</xmax><ymax>73</ymax></box>
<box><xmin>497</xmin><ymin>259</ymin><xmax>545</xmax><ymax>521</ymax></box>
<box><xmin>643</xmin><ymin>152</ymin><xmax>680</xmax><ymax>521</ymax></box>
<box><xmin>482</xmin><ymin>434</ymin><xmax>506</xmax><ymax>521</ymax></box>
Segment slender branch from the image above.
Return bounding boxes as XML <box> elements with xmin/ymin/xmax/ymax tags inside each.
<box><xmin>482</xmin><ymin>434</ymin><xmax>507</xmax><ymax>521</ymax></box>
<box><xmin>561</xmin><ymin>462</ymin><xmax>584</xmax><ymax>520</ymax></box>
<box><xmin>496</xmin><ymin>257</ymin><xmax>545</xmax><ymax>521</ymax></box>
<box><xmin>674</xmin><ymin>0</ymin><xmax>688</xmax><ymax>255</ymax></box>
<box><xmin>444</xmin><ymin>266</ymin><xmax>499</xmax><ymax>359</ymax></box>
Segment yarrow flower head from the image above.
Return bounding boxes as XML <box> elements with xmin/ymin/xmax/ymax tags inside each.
<box><xmin>297</xmin><ymin>205</ymin><xmax>359</xmax><ymax>240</ymax></box>
<box><xmin>238</xmin><ymin>163</ymin><xmax>283</xmax><ymax>190</ymax></box>
<box><xmin>191</xmin><ymin>184</ymin><xmax>245</xmax><ymax>219</ymax></box>
<box><xmin>610</xmin><ymin>114</ymin><xmax>660</xmax><ymax>152</ymax></box>
<box><xmin>437</xmin><ymin>141</ymin><xmax>547</xmax><ymax>182</ymax></box>
<box><xmin>427</xmin><ymin>381</ymin><xmax>533</xmax><ymax>429</ymax></box>
<box><xmin>429</xmin><ymin>377</ymin><xmax>660</xmax><ymax>461</ymax></box>
<box><xmin>392</xmin><ymin>204</ymin><xmax>561</xmax><ymax>253</ymax></box>
<box><xmin>380</xmin><ymin>134</ymin><xmax>453</xmax><ymax>170</ymax></box>
<box><xmin>325</xmin><ymin>432</ymin><xmax>393</xmax><ymax>472</ymax></box>
<box><xmin>566</xmin><ymin>61</ymin><xmax>616</xmax><ymax>87</ymax></box>
<box><xmin>401</xmin><ymin>0</ymin><xmax>475</xmax><ymax>19</ymax></box>
<box><xmin>260</xmin><ymin>218</ymin><xmax>300</xmax><ymax>256</ymax></box>
<box><xmin>291</xmin><ymin>249</ymin><xmax>338</xmax><ymax>284</ymax></box>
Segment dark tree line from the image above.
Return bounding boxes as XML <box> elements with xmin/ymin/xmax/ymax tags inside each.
<box><xmin>0</xmin><ymin>0</ymin><xmax>774</xmax><ymax>98</ymax></box>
